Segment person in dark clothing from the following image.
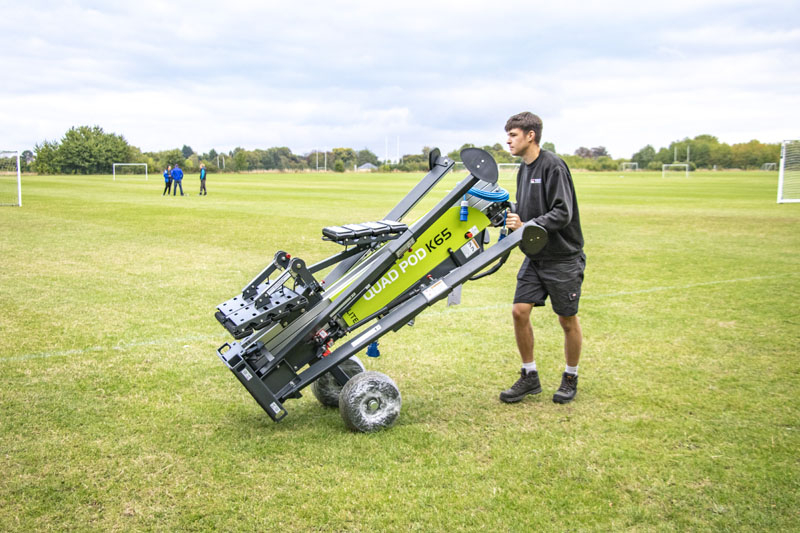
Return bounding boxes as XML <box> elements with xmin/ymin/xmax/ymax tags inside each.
<box><xmin>163</xmin><ymin>166</ymin><xmax>172</xmax><ymax>195</ymax></box>
<box><xmin>499</xmin><ymin>111</ymin><xmax>586</xmax><ymax>405</ymax></box>
<box><xmin>171</xmin><ymin>164</ymin><xmax>184</xmax><ymax>196</ymax></box>
<box><xmin>199</xmin><ymin>163</ymin><xmax>207</xmax><ymax>195</ymax></box>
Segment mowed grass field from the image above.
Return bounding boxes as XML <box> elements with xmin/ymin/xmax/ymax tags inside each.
<box><xmin>1</xmin><ymin>168</ymin><xmax>798</xmax><ymax>531</ymax></box>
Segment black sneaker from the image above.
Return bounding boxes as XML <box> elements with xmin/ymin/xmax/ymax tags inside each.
<box><xmin>499</xmin><ymin>369</ymin><xmax>542</xmax><ymax>403</ymax></box>
<box><xmin>553</xmin><ymin>372</ymin><xmax>578</xmax><ymax>404</ymax></box>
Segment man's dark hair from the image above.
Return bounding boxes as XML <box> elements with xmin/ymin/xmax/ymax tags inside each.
<box><xmin>505</xmin><ymin>112</ymin><xmax>543</xmax><ymax>145</ymax></box>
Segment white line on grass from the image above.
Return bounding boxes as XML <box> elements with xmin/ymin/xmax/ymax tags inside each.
<box><xmin>4</xmin><ymin>274</ymin><xmax>788</xmax><ymax>362</ymax></box>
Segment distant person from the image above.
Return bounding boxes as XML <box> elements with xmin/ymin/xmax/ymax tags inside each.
<box><xmin>171</xmin><ymin>164</ymin><xmax>184</xmax><ymax>196</ymax></box>
<box><xmin>499</xmin><ymin>111</ymin><xmax>586</xmax><ymax>406</ymax></box>
<box><xmin>163</xmin><ymin>166</ymin><xmax>172</xmax><ymax>195</ymax></box>
<box><xmin>199</xmin><ymin>163</ymin><xmax>207</xmax><ymax>195</ymax></box>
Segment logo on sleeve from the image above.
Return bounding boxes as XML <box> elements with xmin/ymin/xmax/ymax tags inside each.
<box><xmin>530</xmin><ymin>178</ymin><xmax>542</xmax><ymax>184</ymax></box>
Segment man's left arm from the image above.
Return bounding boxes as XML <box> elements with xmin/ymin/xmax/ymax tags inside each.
<box><xmin>531</xmin><ymin>167</ymin><xmax>573</xmax><ymax>231</ymax></box>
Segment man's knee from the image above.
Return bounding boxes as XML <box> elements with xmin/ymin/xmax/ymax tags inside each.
<box><xmin>512</xmin><ymin>303</ymin><xmax>532</xmax><ymax>324</ymax></box>
<box><xmin>558</xmin><ymin>314</ymin><xmax>580</xmax><ymax>333</ymax></box>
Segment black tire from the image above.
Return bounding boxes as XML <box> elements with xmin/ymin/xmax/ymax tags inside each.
<box><xmin>311</xmin><ymin>356</ymin><xmax>365</xmax><ymax>407</ymax></box>
<box><xmin>339</xmin><ymin>371</ymin><xmax>401</xmax><ymax>433</ymax></box>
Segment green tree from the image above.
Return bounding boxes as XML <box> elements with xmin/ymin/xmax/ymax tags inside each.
<box><xmin>484</xmin><ymin>143</ymin><xmax>515</xmax><ymax>163</ymax></box>
<box><xmin>710</xmin><ymin>143</ymin><xmax>733</xmax><ymax>168</ymax></box>
<box><xmin>63</xmin><ymin>126</ymin><xmax>132</xmax><ymax>174</ymax></box>
<box><xmin>331</xmin><ymin>148</ymin><xmax>357</xmax><ymax>170</ymax></box>
<box><xmin>731</xmin><ymin>140</ymin><xmax>779</xmax><ymax>169</ymax></box>
<box><xmin>397</xmin><ymin>154</ymin><xmax>427</xmax><ymax>172</ymax></box>
<box><xmin>232</xmin><ymin>148</ymin><xmax>249</xmax><ymax>171</ymax></box>
<box><xmin>162</xmin><ymin>149</ymin><xmax>185</xmax><ymax>168</ymax></box>
<box><xmin>357</xmin><ymin>148</ymin><xmax>379</xmax><ymax>167</ymax></box>
<box><xmin>654</xmin><ymin>147</ymin><xmax>672</xmax><ymax>165</ymax></box>
<box><xmin>632</xmin><ymin>145</ymin><xmax>656</xmax><ymax>168</ymax></box>
<box><xmin>33</xmin><ymin>126</ymin><xmax>132</xmax><ymax>174</ymax></box>
<box><xmin>333</xmin><ymin>160</ymin><xmax>345</xmax><ymax>172</ymax></box>
<box><xmin>542</xmin><ymin>141</ymin><xmax>556</xmax><ymax>153</ymax></box>
<box><xmin>33</xmin><ymin>140</ymin><xmax>59</xmax><ymax>174</ymax></box>
<box><xmin>181</xmin><ymin>145</ymin><xmax>194</xmax><ymax>158</ymax></box>
<box><xmin>447</xmin><ymin>143</ymin><xmax>475</xmax><ymax>161</ymax></box>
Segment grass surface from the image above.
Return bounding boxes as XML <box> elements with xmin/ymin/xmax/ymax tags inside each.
<box><xmin>1</xmin><ymin>170</ymin><xmax>798</xmax><ymax>531</ymax></box>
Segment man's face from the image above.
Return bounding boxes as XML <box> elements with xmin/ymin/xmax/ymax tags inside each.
<box><xmin>506</xmin><ymin>127</ymin><xmax>535</xmax><ymax>156</ymax></box>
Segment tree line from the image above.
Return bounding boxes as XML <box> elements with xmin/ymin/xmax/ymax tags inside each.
<box><xmin>16</xmin><ymin>125</ymin><xmax>783</xmax><ymax>175</ymax></box>
<box><xmin>629</xmin><ymin>134</ymin><xmax>780</xmax><ymax>170</ymax></box>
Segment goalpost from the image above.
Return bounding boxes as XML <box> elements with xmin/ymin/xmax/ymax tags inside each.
<box><xmin>621</xmin><ymin>162</ymin><xmax>638</xmax><ymax>171</ymax></box>
<box><xmin>497</xmin><ymin>162</ymin><xmax>520</xmax><ymax>180</ymax></box>
<box><xmin>0</xmin><ymin>150</ymin><xmax>22</xmax><ymax>207</ymax></box>
<box><xmin>777</xmin><ymin>140</ymin><xmax>800</xmax><ymax>203</ymax></box>
<box><xmin>113</xmin><ymin>163</ymin><xmax>148</xmax><ymax>181</ymax></box>
<box><xmin>662</xmin><ymin>163</ymin><xmax>689</xmax><ymax>178</ymax></box>
<box><xmin>761</xmin><ymin>162</ymin><xmax>777</xmax><ymax>171</ymax></box>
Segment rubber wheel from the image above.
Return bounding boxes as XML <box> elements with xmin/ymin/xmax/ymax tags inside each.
<box><xmin>311</xmin><ymin>356</ymin><xmax>365</xmax><ymax>407</ymax></box>
<box><xmin>339</xmin><ymin>371</ymin><xmax>401</xmax><ymax>433</ymax></box>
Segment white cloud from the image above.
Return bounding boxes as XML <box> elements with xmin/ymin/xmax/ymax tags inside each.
<box><xmin>1</xmin><ymin>1</ymin><xmax>799</xmax><ymax>159</ymax></box>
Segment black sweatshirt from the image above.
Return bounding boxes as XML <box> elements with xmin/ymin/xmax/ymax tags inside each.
<box><xmin>514</xmin><ymin>149</ymin><xmax>584</xmax><ymax>260</ymax></box>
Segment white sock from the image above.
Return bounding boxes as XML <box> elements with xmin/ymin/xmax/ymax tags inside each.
<box><xmin>565</xmin><ymin>365</ymin><xmax>578</xmax><ymax>376</ymax></box>
<box><xmin>522</xmin><ymin>361</ymin><xmax>537</xmax><ymax>373</ymax></box>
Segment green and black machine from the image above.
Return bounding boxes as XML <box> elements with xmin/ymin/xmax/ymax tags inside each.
<box><xmin>214</xmin><ymin>148</ymin><xmax>546</xmax><ymax>432</ymax></box>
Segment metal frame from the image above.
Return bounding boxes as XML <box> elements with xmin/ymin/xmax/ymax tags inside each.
<box><xmin>0</xmin><ymin>150</ymin><xmax>22</xmax><ymax>207</ymax></box>
<box><xmin>112</xmin><ymin>163</ymin><xmax>148</xmax><ymax>181</ymax></box>
<box><xmin>213</xmin><ymin>148</ymin><xmax>547</xmax><ymax>425</ymax></box>
<box><xmin>662</xmin><ymin>163</ymin><xmax>689</xmax><ymax>179</ymax></box>
<box><xmin>778</xmin><ymin>140</ymin><xmax>800</xmax><ymax>204</ymax></box>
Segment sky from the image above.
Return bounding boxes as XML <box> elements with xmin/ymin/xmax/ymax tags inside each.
<box><xmin>2</xmin><ymin>0</ymin><xmax>799</xmax><ymax>161</ymax></box>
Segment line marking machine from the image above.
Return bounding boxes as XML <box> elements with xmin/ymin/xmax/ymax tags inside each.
<box><xmin>214</xmin><ymin>148</ymin><xmax>546</xmax><ymax>432</ymax></box>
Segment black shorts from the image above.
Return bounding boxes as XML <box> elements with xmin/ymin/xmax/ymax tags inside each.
<box><xmin>514</xmin><ymin>254</ymin><xmax>586</xmax><ymax>316</ymax></box>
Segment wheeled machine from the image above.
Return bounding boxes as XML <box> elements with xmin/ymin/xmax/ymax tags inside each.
<box><xmin>214</xmin><ymin>148</ymin><xmax>546</xmax><ymax>432</ymax></box>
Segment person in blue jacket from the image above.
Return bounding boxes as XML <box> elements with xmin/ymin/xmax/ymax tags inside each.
<box><xmin>171</xmin><ymin>164</ymin><xmax>184</xmax><ymax>196</ymax></box>
<box><xmin>162</xmin><ymin>166</ymin><xmax>172</xmax><ymax>195</ymax></box>
<box><xmin>198</xmin><ymin>163</ymin><xmax>207</xmax><ymax>195</ymax></box>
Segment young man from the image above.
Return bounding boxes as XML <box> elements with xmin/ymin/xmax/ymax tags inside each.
<box><xmin>199</xmin><ymin>163</ymin><xmax>207</xmax><ymax>195</ymax></box>
<box><xmin>500</xmin><ymin>111</ymin><xmax>585</xmax><ymax>404</ymax></box>
<box><xmin>163</xmin><ymin>166</ymin><xmax>172</xmax><ymax>195</ymax></box>
<box><xmin>171</xmin><ymin>164</ymin><xmax>184</xmax><ymax>196</ymax></box>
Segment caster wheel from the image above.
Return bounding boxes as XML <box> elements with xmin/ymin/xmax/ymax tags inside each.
<box><xmin>311</xmin><ymin>356</ymin><xmax>365</xmax><ymax>407</ymax></box>
<box><xmin>339</xmin><ymin>371</ymin><xmax>401</xmax><ymax>433</ymax></box>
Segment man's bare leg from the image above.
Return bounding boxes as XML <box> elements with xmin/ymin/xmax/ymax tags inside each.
<box><xmin>558</xmin><ymin>314</ymin><xmax>582</xmax><ymax>367</ymax></box>
<box><xmin>500</xmin><ymin>302</ymin><xmax>542</xmax><ymax>403</ymax></box>
<box><xmin>512</xmin><ymin>302</ymin><xmax>535</xmax><ymax>363</ymax></box>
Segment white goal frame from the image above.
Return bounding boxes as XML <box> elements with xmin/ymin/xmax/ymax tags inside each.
<box><xmin>454</xmin><ymin>161</ymin><xmax>520</xmax><ymax>179</ymax></box>
<box><xmin>0</xmin><ymin>150</ymin><xmax>22</xmax><ymax>207</ymax></box>
<box><xmin>662</xmin><ymin>163</ymin><xmax>689</xmax><ymax>178</ymax></box>
<box><xmin>113</xmin><ymin>163</ymin><xmax>148</xmax><ymax>181</ymax></box>
<box><xmin>621</xmin><ymin>162</ymin><xmax>639</xmax><ymax>171</ymax></box>
<box><xmin>778</xmin><ymin>140</ymin><xmax>800</xmax><ymax>203</ymax></box>
<box><xmin>497</xmin><ymin>163</ymin><xmax>521</xmax><ymax>176</ymax></box>
<box><xmin>761</xmin><ymin>162</ymin><xmax>777</xmax><ymax>171</ymax></box>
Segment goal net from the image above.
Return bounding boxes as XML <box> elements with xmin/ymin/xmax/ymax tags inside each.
<box><xmin>778</xmin><ymin>140</ymin><xmax>800</xmax><ymax>203</ymax></box>
<box><xmin>113</xmin><ymin>163</ymin><xmax>148</xmax><ymax>181</ymax></box>
<box><xmin>0</xmin><ymin>151</ymin><xmax>22</xmax><ymax>207</ymax></box>
<box><xmin>761</xmin><ymin>162</ymin><xmax>777</xmax><ymax>171</ymax></box>
<box><xmin>621</xmin><ymin>162</ymin><xmax>638</xmax><ymax>171</ymax></box>
<box><xmin>662</xmin><ymin>163</ymin><xmax>689</xmax><ymax>178</ymax></box>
